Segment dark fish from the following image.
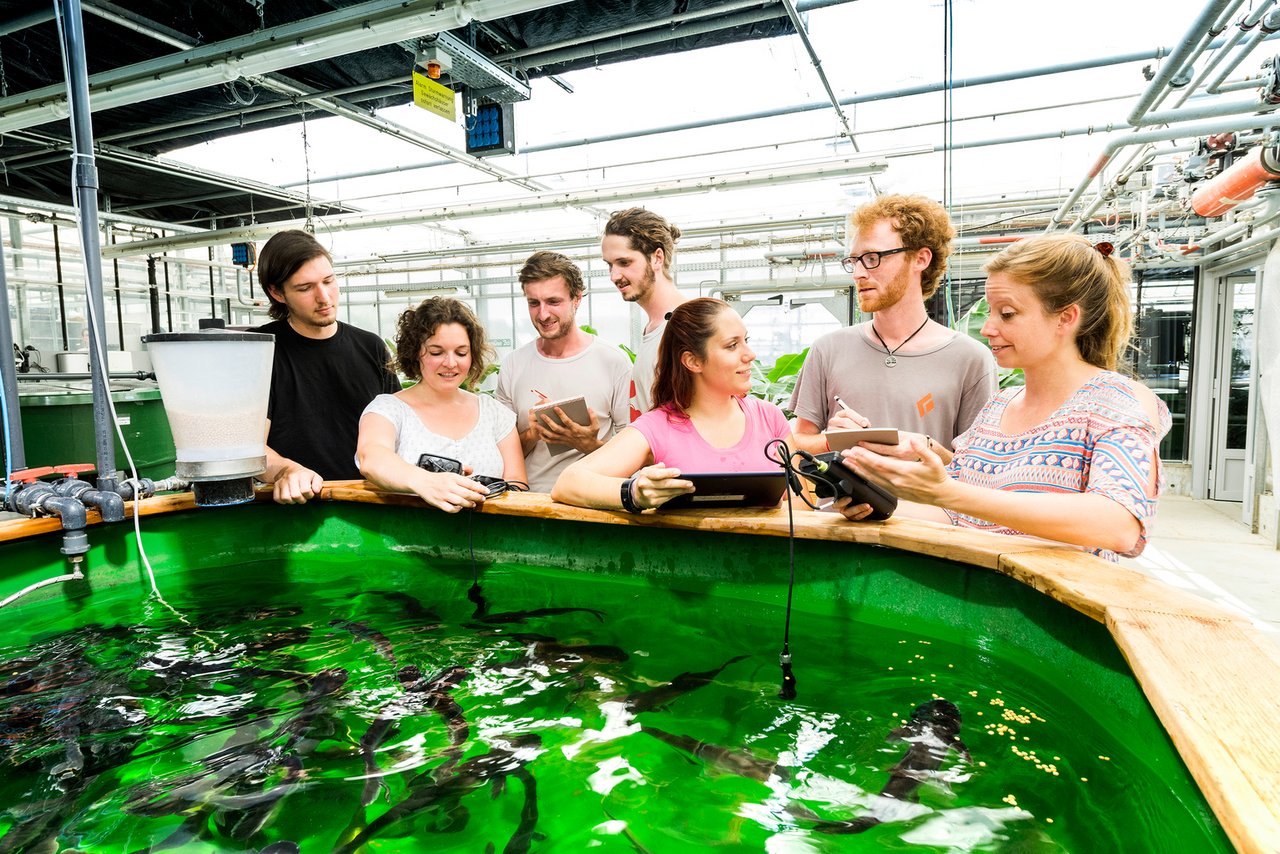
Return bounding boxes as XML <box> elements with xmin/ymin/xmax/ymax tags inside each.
<box><xmin>511</xmin><ymin>633</ymin><xmax>629</xmax><ymax>665</ymax></box>
<box><xmin>624</xmin><ymin>655</ymin><xmax>748</xmax><ymax>713</ymax></box>
<box><xmin>214</xmin><ymin>754</ymin><xmax>306</xmax><ymax>841</ymax></box>
<box><xmin>329</xmin><ymin>619</ymin><xmax>398</xmax><ymax>665</ymax></box>
<box><xmin>474</xmin><ymin>607</ymin><xmax>606</xmax><ymax>626</ymax></box>
<box><xmin>336</xmin><ymin>734</ymin><xmax>542</xmax><ymax>854</ymax></box>
<box><xmin>467</xmin><ymin>582</ymin><xmax>489</xmax><ymax>618</ymax></box>
<box><xmin>359</xmin><ymin>665</ymin><xmax>471</xmax><ymax>807</ymax></box>
<box><xmin>801</xmin><ymin>698</ymin><xmax>970</xmax><ymax>835</ymax></box>
<box><xmin>125</xmin><ymin>669</ymin><xmax>348</xmax><ymax>823</ymax></box>
<box><xmin>640</xmin><ymin>725</ymin><xmax>784</xmax><ymax>782</ymax></box>
<box><xmin>364</xmin><ymin>590</ymin><xmax>443</xmax><ymax>626</ymax></box>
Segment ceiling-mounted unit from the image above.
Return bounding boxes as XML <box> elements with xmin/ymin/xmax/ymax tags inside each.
<box><xmin>419</xmin><ymin>32</ymin><xmax>530</xmax><ymax>103</ymax></box>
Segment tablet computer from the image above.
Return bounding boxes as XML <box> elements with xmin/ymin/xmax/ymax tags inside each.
<box><xmin>660</xmin><ymin>471</ymin><xmax>788</xmax><ymax>510</ymax></box>
<box><xmin>824</xmin><ymin>427</ymin><xmax>900</xmax><ymax>451</ymax></box>
<box><xmin>531</xmin><ymin>395</ymin><xmax>590</xmax><ymax>455</ymax></box>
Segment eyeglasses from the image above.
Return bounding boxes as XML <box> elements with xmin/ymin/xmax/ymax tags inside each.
<box><xmin>840</xmin><ymin>246</ymin><xmax>913</xmax><ymax>273</ymax></box>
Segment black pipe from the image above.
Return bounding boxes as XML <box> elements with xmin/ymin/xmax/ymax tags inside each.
<box><xmin>11</xmin><ymin>483</ymin><xmax>89</xmax><ymax>556</ymax></box>
<box><xmin>147</xmin><ymin>256</ymin><xmax>161</xmax><ymax>333</ymax></box>
<box><xmin>111</xmin><ymin>231</ymin><xmax>124</xmax><ymax>349</ymax></box>
<box><xmin>163</xmin><ymin>255</ymin><xmax>173</xmax><ymax>331</ymax></box>
<box><xmin>57</xmin><ymin>0</ymin><xmax>118</xmax><ymax>494</ymax></box>
<box><xmin>53</xmin><ymin>476</ymin><xmax>125</xmax><ymax>523</ymax></box>
<box><xmin>53</xmin><ymin>222</ymin><xmax>68</xmax><ymax>350</ymax></box>
<box><xmin>0</xmin><ymin>233</ymin><xmax>26</xmax><ymax>470</ymax></box>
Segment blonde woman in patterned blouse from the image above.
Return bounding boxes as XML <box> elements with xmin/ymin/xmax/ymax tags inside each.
<box><xmin>836</xmin><ymin>234</ymin><xmax>1169</xmax><ymax>560</ymax></box>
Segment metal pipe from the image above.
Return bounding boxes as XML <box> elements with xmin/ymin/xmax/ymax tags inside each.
<box><xmin>1136</xmin><ymin>95</ymin><xmax>1273</xmax><ymax>127</ymax></box>
<box><xmin>0</xmin><ymin>223</ymin><xmax>26</xmax><ymax>472</ymax></box>
<box><xmin>1207</xmin><ymin>1</ymin><xmax>1280</xmax><ymax>92</ymax></box>
<box><xmin>296</xmin><ymin>44</ymin><xmax>1193</xmax><ymax>188</ymax></box>
<box><xmin>1195</xmin><ymin>213</ymin><xmax>1280</xmax><ymax>263</ymax></box>
<box><xmin>1173</xmin><ymin>0</ymin><xmax>1265</xmax><ymax>105</ymax></box>
<box><xmin>57</xmin><ymin>0</ymin><xmax>117</xmax><ymax>493</ymax></box>
<box><xmin>780</xmin><ymin>0</ymin><xmax>857</xmax><ymax>149</ymax></box>
<box><xmin>1198</xmin><ymin>192</ymin><xmax>1280</xmax><ymax>246</ymax></box>
<box><xmin>1051</xmin><ymin>113</ymin><xmax>1280</xmax><ymax>226</ymax></box>
<box><xmin>0</xmin><ymin>0</ymin><xmax>569</xmax><ymax>134</ymax></box>
<box><xmin>0</xmin><ymin>193</ymin><xmax>202</xmax><ymax>233</ymax></box>
<box><xmin>102</xmin><ymin>155</ymin><xmax>890</xmax><ymax>258</ymax></box>
<box><xmin>500</xmin><ymin>6</ymin><xmax>789</xmax><ymax>70</ymax></box>
<box><xmin>0</xmin><ymin>8</ymin><xmax>55</xmax><ymax>38</ymax></box>
<box><xmin>14</xmin><ymin>371</ymin><xmax>155</xmax><ymax>382</ymax></box>
<box><xmin>1129</xmin><ymin>0</ymin><xmax>1236</xmax><ymax>125</ymax></box>
<box><xmin>0</xmin><ymin>557</ymin><xmax>84</xmax><ymax>610</ymax></box>
<box><xmin>497</xmin><ymin>0</ymin><xmax>794</xmax><ymax>62</ymax></box>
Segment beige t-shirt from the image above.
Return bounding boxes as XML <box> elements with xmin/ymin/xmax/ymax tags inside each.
<box><xmin>629</xmin><ymin>318</ymin><xmax>666</xmax><ymax>420</ymax></box>
<box><xmin>789</xmin><ymin>323</ymin><xmax>997</xmax><ymax>447</ymax></box>
<box><xmin>496</xmin><ymin>336</ymin><xmax>631</xmax><ymax>492</ymax></box>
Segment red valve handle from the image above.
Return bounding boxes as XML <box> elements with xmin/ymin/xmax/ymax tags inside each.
<box><xmin>9</xmin><ymin>466</ymin><xmax>56</xmax><ymax>483</ymax></box>
<box><xmin>53</xmin><ymin>464</ymin><xmax>96</xmax><ymax>476</ymax></box>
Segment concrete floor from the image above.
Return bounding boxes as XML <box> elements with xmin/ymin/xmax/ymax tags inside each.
<box><xmin>1121</xmin><ymin>496</ymin><xmax>1280</xmax><ymax>636</ymax></box>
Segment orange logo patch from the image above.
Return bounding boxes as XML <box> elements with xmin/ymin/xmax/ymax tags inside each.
<box><xmin>917</xmin><ymin>394</ymin><xmax>935</xmax><ymax>417</ymax></box>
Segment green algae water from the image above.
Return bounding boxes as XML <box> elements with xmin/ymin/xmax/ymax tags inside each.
<box><xmin>0</xmin><ymin>543</ymin><xmax>1229</xmax><ymax>854</ymax></box>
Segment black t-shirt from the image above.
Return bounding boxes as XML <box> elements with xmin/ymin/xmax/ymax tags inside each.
<box><xmin>255</xmin><ymin>319</ymin><xmax>400</xmax><ymax>480</ymax></box>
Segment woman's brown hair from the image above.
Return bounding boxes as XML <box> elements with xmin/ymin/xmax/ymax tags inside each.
<box><xmin>650</xmin><ymin>297</ymin><xmax>736</xmax><ymax>415</ymax></box>
<box><xmin>392</xmin><ymin>297</ymin><xmax>493</xmax><ymax>387</ymax></box>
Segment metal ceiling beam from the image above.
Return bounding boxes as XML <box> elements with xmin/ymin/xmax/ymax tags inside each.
<box><xmin>0</xmin><ymin>0</ymin><xmax>571</xmax><ymax>134</ymax></box>
<box><xmin>100</xmin><ymin>155</ymin><xmax>888</xmax><ymax>258</ymax></box>
<box><xmin>3</xmin><ymin>128</ymin><xmax>353</xmax><ymax>213</ymax></box>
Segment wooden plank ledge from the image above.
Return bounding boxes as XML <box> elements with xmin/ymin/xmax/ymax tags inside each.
<box><xmin>3</xmin><ymin>480</ymin><xmax>1278</xmax><ymax>850</ymax></box>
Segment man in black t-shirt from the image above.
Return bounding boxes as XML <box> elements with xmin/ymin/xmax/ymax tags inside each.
<box><xmin>254</xmin><ymin>230</ymin><xmax>399</xmax><ymax>504</ymax></box>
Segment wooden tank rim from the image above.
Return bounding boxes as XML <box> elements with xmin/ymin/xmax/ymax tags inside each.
<box><xmin>2</xmin><ymin>481</ymin><xmax>1277</xmax><ymax>854</ymax></box>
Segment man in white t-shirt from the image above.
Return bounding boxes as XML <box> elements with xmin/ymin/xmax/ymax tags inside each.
<box><xmin>601</xmin><ymin>207</ymin><xmax>686</xmax><ymax>420</ymax></box>
<box><xmin>496</xmin><ymin>252</ymin><xmax>631</xmax><ymax>492</ymax></box>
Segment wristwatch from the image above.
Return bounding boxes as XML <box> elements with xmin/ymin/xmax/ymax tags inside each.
<box><xmin>620</xmin><ymin>476</ymin><xmax>644</xmax><ymax>514</ymax></box>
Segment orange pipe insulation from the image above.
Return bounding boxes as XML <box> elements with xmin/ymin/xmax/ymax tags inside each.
<box><xmin>1190</xmin><ymin>146</ymin><xmax>1280</xmax><ymax>217</ymax></box>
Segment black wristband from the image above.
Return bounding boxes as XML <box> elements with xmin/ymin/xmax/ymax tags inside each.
<box><xmin>620</xmin><ymin>476</ymin><xmax>644</xmax><ymax>513</ymax></box>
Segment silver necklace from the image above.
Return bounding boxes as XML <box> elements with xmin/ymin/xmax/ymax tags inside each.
<box><xmin>870</xmin><ymin>317</ymin><xmax>929</xmax><ymax>368</ymax></box>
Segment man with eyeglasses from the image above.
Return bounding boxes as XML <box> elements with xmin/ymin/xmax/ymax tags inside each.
<box><xmin>788</xmin><ymin>194</ymin><xmax>996</xmax><ymax>456</ymax></box>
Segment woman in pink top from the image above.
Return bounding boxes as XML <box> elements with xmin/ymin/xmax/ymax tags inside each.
<box><xmin>552</xmin><ymin>298</ymin><xmax>791</xmax><ymax>512</ymax></box>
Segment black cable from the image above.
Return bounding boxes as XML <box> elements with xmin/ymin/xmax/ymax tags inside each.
<box><xmin>766</xmin><ymin>438</ymin><xmax>801</xmax><ymax>700</ymax></box>
<box><xmin>466</xmin><ymin>507</ymin><xmax>487</xmax><ymax>618</ymax></box>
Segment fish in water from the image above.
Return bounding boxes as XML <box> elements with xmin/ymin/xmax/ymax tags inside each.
<box><xmin>472</xmin><ymin>606</ymin><xmax>606</xmax><ymax>626</ymax></box>
<box><xmin>510</xmin><ymin>633</ymin><xmax>629</xmax><ymax>666</ymax></box>
<box><xmin>329</xmin><ymin>619</ymin><xmax>397</xmax><ymax>665</ymax></box>
<box><xmin>359</xmin><ymin>665</ymin><xmax>471</xmax><ymax>806</ymax></box>
<box><xmin>639</xmin><ymin>725</ymin><xmax>785</xmax><ymax>783</ymax></box>
<box><xmin>624</xmin><ymin>655</ymin><xmax>748</xmax><ymax>713</ymax></box>
<box><xmin>796</xmin><ymin>698</ymin><xmax>971</xmax><ymax>835</ymax></box>
<box><xmin>336</xmin><ymin>734</ymin><xmax>543</xmax><ymax>854</ymax></box>
<box><xmin>124</xmin><ymin>668</ymin><xmax>348</xmax><ymax>850</ymax></box>
<box><xmin>363</xmin><ymin>590</ymin><xmax>443</xmax><ymax>627</ymax></box>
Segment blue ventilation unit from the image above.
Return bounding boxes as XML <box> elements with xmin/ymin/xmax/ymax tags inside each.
<box><xmin>231</xmin><ymin>242</ymin><xmax>257</xmax><ymax>268</ymax></box>
<box><xmin>466</xmin><ymin>102</ymin><xmax>515</xmax><ymax>157</ymax></box>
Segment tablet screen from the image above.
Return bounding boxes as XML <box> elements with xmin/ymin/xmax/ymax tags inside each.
<box><xmin>660</xmin><ymin>471</ymin><xmax>787</xmax><ymax>510</ymax></box>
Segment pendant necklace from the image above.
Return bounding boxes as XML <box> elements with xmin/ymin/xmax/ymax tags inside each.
<box><xmin>870</xmin><ymin>317</ymin><xmax>929</xmax><ymax>368</ymax></box>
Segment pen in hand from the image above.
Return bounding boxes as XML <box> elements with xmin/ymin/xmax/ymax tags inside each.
<box><xmin>531</xmin><ymin>388</ymin><xmax>550</xmax><ymax>401</ymax></box>
<box><xmin>834</xmin><ymin>395</ymin><xmax>851</xmax><ymax>412</ymax></box>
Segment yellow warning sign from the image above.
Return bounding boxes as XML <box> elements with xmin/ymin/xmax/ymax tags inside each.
<box><xmin>413</xmin><ymin>67</ymin><xmax>456</xmax><ymax>122</ymax></box>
